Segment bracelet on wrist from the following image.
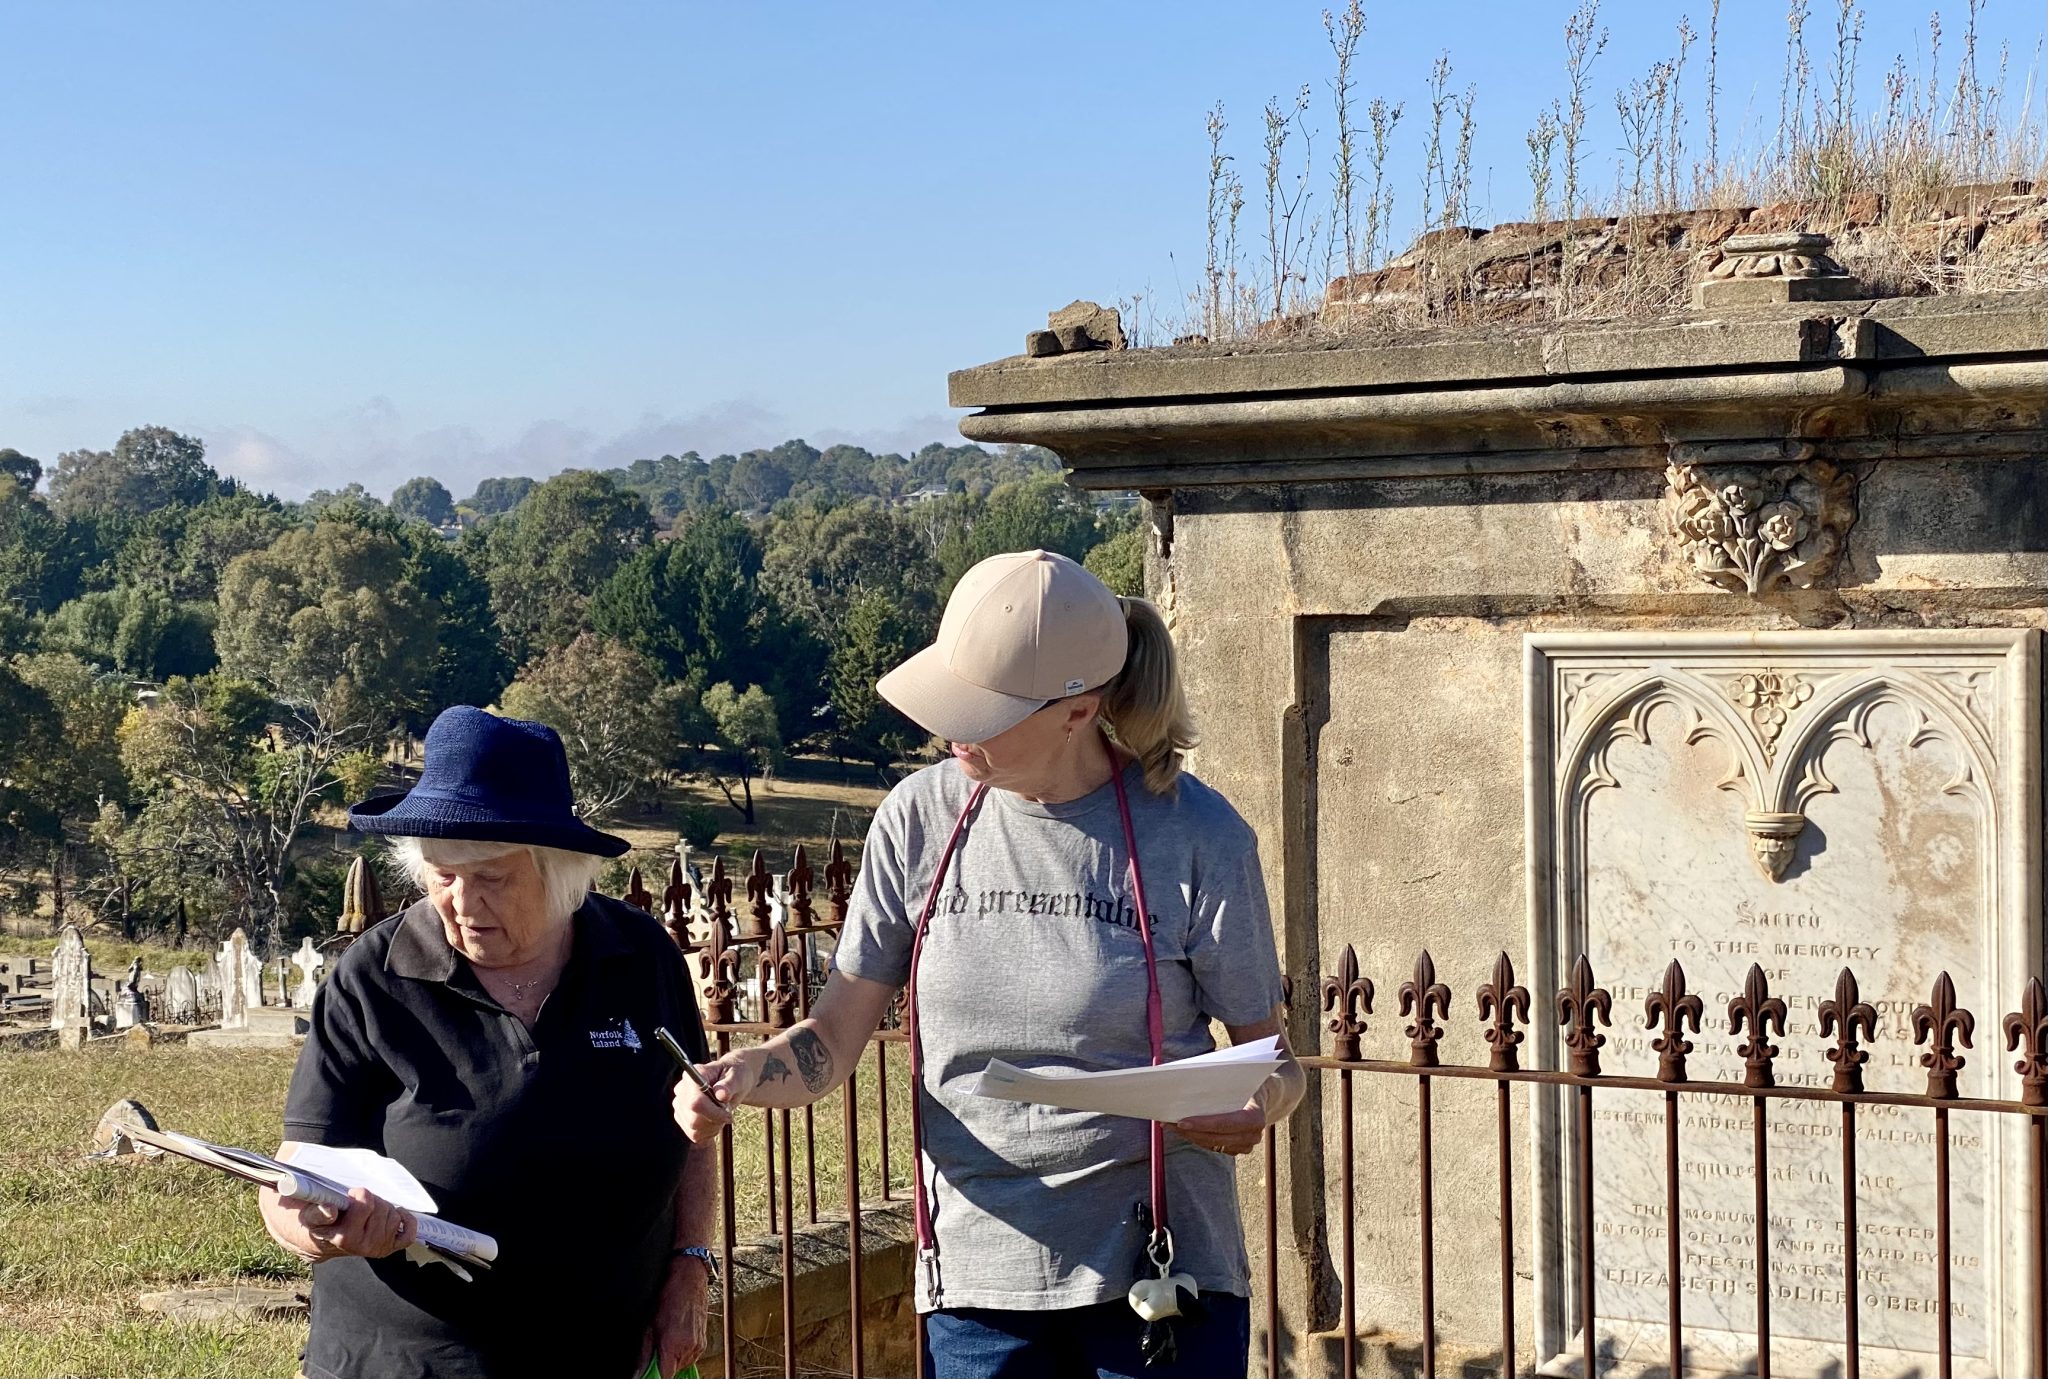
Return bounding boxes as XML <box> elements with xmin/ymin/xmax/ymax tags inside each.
<box><xmin>671</xmin><ymin>1245</ymin><xmax>718</xmax><ymax>1285</ymax></box>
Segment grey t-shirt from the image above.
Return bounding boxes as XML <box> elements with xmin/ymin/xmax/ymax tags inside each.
<box><xmin>834</xmin><ymin>757</ymin><xmax>1285</xmax><ymax>1312</ymax></box>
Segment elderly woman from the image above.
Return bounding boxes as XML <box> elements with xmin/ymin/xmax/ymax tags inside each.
<box><xmin>260</xmin><ymin>706</ymin><xmax>715</xmax><ymax>1379</ymax></box>
<box><xmin>674</xmin><ymin>550</ymin><xmax>1302</xmax><ymax>1379</ymax></box>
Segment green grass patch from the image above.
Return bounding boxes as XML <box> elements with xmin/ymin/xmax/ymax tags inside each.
<box><xmin>0</xmin><ymin>1036</ymin><xmax>912</xmax><ymax>1377</ymax></box>
<box><xmin>0</xmin><ymin>1045</ymin><xmax>306</xmax><ymax>1377</ymax></box>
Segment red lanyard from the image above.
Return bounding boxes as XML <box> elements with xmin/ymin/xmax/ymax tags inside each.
<box><xmin>903</xmin><ymin>741</ymin><xmax>1168</xmax><ymax>1301</ymax></box>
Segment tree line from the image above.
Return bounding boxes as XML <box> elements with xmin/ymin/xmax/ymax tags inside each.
<box><xmin>0</xmin><ymin>426</ymin><xmax>1144</xmax><ymax>952</ymax></box>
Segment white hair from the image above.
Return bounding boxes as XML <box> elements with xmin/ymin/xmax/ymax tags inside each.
<box><xmin>390</xmin><ymin>836</ymin><xmax>605</xmax><ymax>924</ymax></box>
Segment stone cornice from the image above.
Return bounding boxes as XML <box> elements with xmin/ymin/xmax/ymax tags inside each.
<box><xmin>949</xmin><ymin>292</ymin><xmax>2048</xmax><ymax>490</ymax></box>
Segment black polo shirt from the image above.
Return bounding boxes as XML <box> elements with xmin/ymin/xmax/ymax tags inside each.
<box><xmin>282</xmin><ymin>893</ymin><xmax>710</xmax><ymax>1379</ymax></box>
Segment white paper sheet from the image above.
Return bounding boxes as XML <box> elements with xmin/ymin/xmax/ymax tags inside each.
<box><xmin>965</xmin><ymin>1036</ymin><xmax>1283</xmax><ymax>1124</ymax></box>
<box><xmin>281</xmin><ymin>1142</ymin><xmax>498</xmax><ymax>1265</ymax></box>
<box><xmin>284</xmin><ymin>1144</ymin><xmax>440</xmax><ymax>1214</ymax></box>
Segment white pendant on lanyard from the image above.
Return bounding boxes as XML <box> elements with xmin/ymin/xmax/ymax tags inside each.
<box><xmin>903</xmin><ymin>734</ymin><xmax>1183</xmax><ymax>1364</ymax></box>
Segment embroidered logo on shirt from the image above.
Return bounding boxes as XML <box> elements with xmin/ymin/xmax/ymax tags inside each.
<box><xmin>589</xmin><ymin>1017</ymin><xmax>643</xmax><ymax>1051</ymax></box>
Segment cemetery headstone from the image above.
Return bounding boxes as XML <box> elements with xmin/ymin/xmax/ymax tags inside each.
<box><xmin>90</xmin><ymin>1097</ymin><xmax>161</xmax><ymax>1157</ymax></box>
<box><xmin>114</xmin><ymin>957</ymin><xmax>145</xmax><ymax>1030</ymax></box>
<box><xmin>290</xmin><ymin>938</ymin><xmax>324</xmax><ymax>1009</ymax></box>
<box><xmin>240</xmin><ymin>942</ymin><xmax>264</xmax><ymax>1012</ymax></box>
<box><xmin>194</xmin><ymin>962</ymin><xmax>218</xmax><ymax>1007</ymax></box>
<box><xmin>165</xmin><ymin>966</ymin><xmax>199</xmax><ymax>1023</ymax></box>
<box><xmin>49</xmin><ymin>925</ymin><xmax>90</xmax><ymax>1041</ymax></box>
<box><xmin>217</xmin><ymin>930</ymin><xmax>250</xmax><ymax>1029</ymax></box>
<box><xmin>1526</xmin><ymin>630</ymin><xmax>2038</xmax><ymax>1375</ymax></box>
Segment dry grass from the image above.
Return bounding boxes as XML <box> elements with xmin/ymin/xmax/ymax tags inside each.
<box><xmin>1169</xmin><ymin>0</ymin><xmax>2047</xmax><ymax>345</ymax></box>
<box><xmin>0</xmin><ymin>1046</ymin><xmax>308</xmax><ymax>1378</ymax></box>
<box><xmin>0</xmin><ymin>1035</ymin><xmax>912</xmax><ymax>1379</ymax></box>
<box><xmin>609</xmin><ymin>759</ymin><xmax>893</xmax><ymax>879</ymax></box>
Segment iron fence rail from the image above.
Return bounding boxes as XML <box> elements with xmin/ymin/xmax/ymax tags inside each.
<box><xmin>632</xmin><ymin>850</ymin><xmax>2048</xmax><ymax>1379</ymax></box>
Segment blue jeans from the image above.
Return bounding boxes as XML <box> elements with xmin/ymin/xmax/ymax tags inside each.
<box><xmin>922</xmin><ymin>1294</ymin><xmax>1250</xmax><ymax>1379</ymax></box>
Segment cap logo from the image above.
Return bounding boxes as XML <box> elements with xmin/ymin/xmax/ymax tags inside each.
<box><xmin>1064</xmin><ymin>678</ymin><xmax>1086</xmax><ymax>694</ymax></box>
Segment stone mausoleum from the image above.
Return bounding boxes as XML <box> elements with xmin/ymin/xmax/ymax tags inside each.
<box><xmin>951</xmin><ymin>232</ymin><xmax>2048</xmax><ymax>1378</ymax></box>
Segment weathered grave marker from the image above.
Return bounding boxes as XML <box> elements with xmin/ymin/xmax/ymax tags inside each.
<box><xmin>49</xmin><ymin>925</ymin><xmax>91</xmax><ymax>1044</ymax></box>
<box><xmin>290</xmin><ymin>938</ymin><xmax>324</xmax><ymax>1008</ymax></box>
<box><xmin>114</xmin><ymin>957</ymin><xmax>145</xmax><ymax>1030</ymax></box>
<box><xmin>217</xmin><ymin>930</ymin><xmax>250</xmax><ymax>1029</ymax></box>
<box><xmin>165</xmin><ymin>966</ymin><xmax>199</xmax><ymax>1023</ymax></box>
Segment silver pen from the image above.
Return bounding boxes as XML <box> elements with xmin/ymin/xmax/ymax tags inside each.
<box><xmin>654</xmin><ymin>1025</ymin><xmax>716</xmax><ymax>1096</ymax></box>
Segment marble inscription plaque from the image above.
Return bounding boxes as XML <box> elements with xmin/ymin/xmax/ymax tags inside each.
<box><xmin>1526</xmin><ymin>631</ymin><xmax>2040</xmax><ymax>1378</ymax></box>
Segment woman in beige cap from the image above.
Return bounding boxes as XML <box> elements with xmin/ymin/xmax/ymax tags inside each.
<box><xmin>674</xmin><ymin>549</ymin><xmax>1300</xmax><ymax>1378</ymax></box>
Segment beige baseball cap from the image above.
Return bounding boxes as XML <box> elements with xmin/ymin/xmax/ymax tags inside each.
<box><xmin>877</xmin><ymin>550</ymin><xmax>1128</xmax><ymax>744</ymax></box>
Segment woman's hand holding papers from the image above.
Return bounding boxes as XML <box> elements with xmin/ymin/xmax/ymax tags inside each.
<box><xmin>1170</xmin><ymin>1099</ymin><xmax>1267</xmax><ymax>1156</ymax></box>
<box><xmin>1171</xmin><ymin>1004</ymin><xmax>1305</xmax><ymax>1156</ymax></box>
<box><xmin>258</xmin><ymin>1184</ymin><xmax>417</xmax><ymax>1263</ymax></box>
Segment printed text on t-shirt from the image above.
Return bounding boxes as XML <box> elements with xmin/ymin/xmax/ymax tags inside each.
<box><xmin>930</xmin><ymin>886</ymin><xmax>1152</xmax><ymax>930</ymax></box>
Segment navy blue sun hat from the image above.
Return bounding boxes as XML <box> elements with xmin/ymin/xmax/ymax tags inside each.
<box><xmin>349</xmin><ymin>706</ymin><xmax>630</xmax><ymax>857</ymax></box>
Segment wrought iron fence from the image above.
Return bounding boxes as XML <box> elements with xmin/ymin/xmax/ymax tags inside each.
<box><xmin>630</xmin><ymin>850</ymin><xmax>2048</xmax><ymax>1379</ymax></box>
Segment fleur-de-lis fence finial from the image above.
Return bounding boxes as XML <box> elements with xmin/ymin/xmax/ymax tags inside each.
<box><xmin>1727</xmin><ymin>964</ymin><xmax>1789</xmax><ymax>1089</ymax></box>
<box><xmin>1321</xmin><ymin>945</ymin><xmax>1374</xmax><ymax>1062</ymax></box>
<box><xmin>622</xmin><ymin>866</ymin><xmax>653</xmax><ymax>915</ymax></box>
<box><xmin>1477</xmin><ymin>952</ymin><xmax>1531</xmax><ymax>1072</ymax></box>
<box><xmin>740</xmin><ymin>850</ymin><xmax>774</xmax><ymax>941</ymax></box>
<box><xmin>788</xmin><ymin>845</ymin><xmax>818</xmax><ymax>931</ymax></box>
<box><xmin>826</xmin><ymin>839</ymin><xmax>855</xmax><ymax>929</ymax></box>
<box><xmin>1645</xmin><ymin>960</ymin><xmax>1705</xmax><ymax>1083</ymax></box>
<box><xmin>1912</xmin><ymin>972</ymin><xmax>1976</xmax><ymax>1099</ymax></box>
<box><xmin>1556</xmin><ymin>955</ymin><xmax>1612</xmax><ymax>1077</ymax></box>
<box><xmin>1399</xmin><ymin>951</ymin><xmax>1452</xmax><ymax>1067</ymax></box>
<box><xmin>698</xmin><ymin>863</ymin><xmax>741</xmax><ymax>1025</ymax></box>
<box><xmin>765</xmin><ymin>923</ymin><xmax>805</xmax><ymax>1030</ymax></box>
<box><xmin>661</xmin><ymin>856</ymin><xmax>697</xmax><ymax>954</ymax></box>
<box><xmin>708</xmin><ymin>854</ymin><xmax>733</xmax><ymax>936</ymax></box>
<box><xmin>1818</xmin><ymin>966</ymin><xmax>1878</xmax><ymax>1093</ymax></box>
<box><xmin>2004</xmin><ymin>978</ymin><xmax>2048</xmax><ymax>1109</ymax></box>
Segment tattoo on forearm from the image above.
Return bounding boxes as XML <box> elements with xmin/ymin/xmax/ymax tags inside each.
<box><xmin>789</xmin><ymin>1028</ymin><xmax>832</xmax><ymax>1093</ymax></box>
<box><xmin>760</xmin><ymin>1055</ymin><xmax>793</xmax><ymax>1084</ymax></box>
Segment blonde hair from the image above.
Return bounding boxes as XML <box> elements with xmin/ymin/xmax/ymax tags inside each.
<box><xmin>1097</xmin><ymin>597</ymin><xmax>1196</xmax><ymax>794</ymax></box>
<box><xmin>390</xmin><ymin>836</ymin><xmax>604</xmax><ymax>925</ymax></box>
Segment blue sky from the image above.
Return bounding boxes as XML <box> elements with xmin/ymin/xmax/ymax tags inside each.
<box><xmin>1</xmin><ymin>2</ymin><xmax>2040</xmax><ymax>499</ymax></box>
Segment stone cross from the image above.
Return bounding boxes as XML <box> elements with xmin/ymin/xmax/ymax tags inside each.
<box><xmin>165</xmin><ymin>966</ymin><xmax>199</xmax><ymax>1023</ymax></box>
<box><xmin>49</xmin><ymin>925</ymin><xmax>91</xmax><ymax>1034</ymax></box>
<box><xmin>290</xmin><ymin>938</ymin><xmax>325</xmax><ymax>1009</ymax></box>
<box><xmin>217</xmin><ymin>929</ymin><xmax>251</xmax><ymax>1029</ymax></box>
<box><xmin>675</xmin><ymin>839</ymin><xmax>704</xmax><ymax>891</ymax></box>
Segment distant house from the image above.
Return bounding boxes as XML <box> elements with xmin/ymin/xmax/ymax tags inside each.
<box><xmin>902</xmin><ymin>484</ymin><xmax>950</xmax><ymax>505</ymax></box>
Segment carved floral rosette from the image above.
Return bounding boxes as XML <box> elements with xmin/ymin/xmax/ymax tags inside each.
<box><xmin>1664</xmin><ymin>453</ymin><xmax>1857</xmax><ymax>596</ymax></box>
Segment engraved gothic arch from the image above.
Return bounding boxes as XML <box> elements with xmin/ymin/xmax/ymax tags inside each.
<box><xmin>1523</xmin><ymin>630</ymin><xmax>2041</xmax><ymax>1377</ymax></box>
<box><xmin>1555</xmin><ymin>660</ymin><xmax>2000</xmax><ymax>888</ymax></box>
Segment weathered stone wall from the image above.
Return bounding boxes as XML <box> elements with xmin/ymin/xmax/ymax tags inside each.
<box><xmin>703</xmin><ymin>1201</ymin><xmax>917</xmax><ymax>1379</ymax></box>
<box><xmin>1324</xmin><ymin>187</ymin><xmax>2048</xmax><ymax>325</ymax></box>
<box><xmin>950</xmin><ymin>287</ymin><xmax>2048</xmax><ymax>1377</ymax></box>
